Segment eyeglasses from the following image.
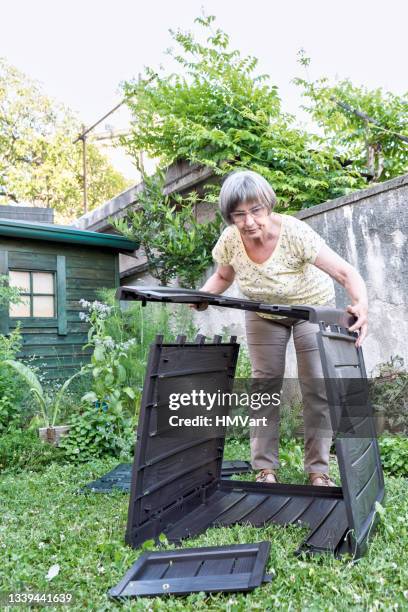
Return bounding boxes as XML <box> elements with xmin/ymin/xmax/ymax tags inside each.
<box><xmin>230</xmin><ymin>205</ymin><xmax>266</xmax><ymax>224</ymax></box>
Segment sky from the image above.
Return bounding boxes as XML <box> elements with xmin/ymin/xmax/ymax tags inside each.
<box><xmin>2</xmin><ymin>0</ymin><xmax>407</xmax><ymax>180</ymax></box>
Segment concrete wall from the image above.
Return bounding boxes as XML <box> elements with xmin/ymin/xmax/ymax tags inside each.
<box><xmin>0</xmin><ymin>205</ymin><xmax>54</xmax><ymax>223</ymax></box>
<box><xmin>297</xmin><ymin>174</ymin><xmax>408</xmax><ymax>375</ymax></box>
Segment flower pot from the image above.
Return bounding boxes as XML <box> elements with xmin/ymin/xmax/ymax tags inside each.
<box><xmin>39</xmin><ymin>425</ymin><xmax>70</xmax><ymax>447</ymax></box>
<box><xmin>372</xmin><ymin>405</ymin><xmax>386</xmax><ymax>435</ymax></box>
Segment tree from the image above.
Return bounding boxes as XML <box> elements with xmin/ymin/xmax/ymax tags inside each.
<box><xmin>113</xmin><ymin>172</ymin><xmax>223</xmax><ymax>288</ymax></box>
<box><xmin>121</xmin><ymin>15</ymin><xmax>364</xmax><ymax>213</ymax></box>
<box><xmin>0</xmin><ymin>58</ymin><xmax>129</xmax><ymax>221</ymax></box>
<box><xmin>295</xmin><ymin>52</ymin><xmax>408</xmax><ymax>182</ymax></box>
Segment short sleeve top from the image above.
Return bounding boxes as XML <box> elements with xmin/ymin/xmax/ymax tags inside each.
<box><xmin>211</xmin><ymin>213</ymin><xmax>335</xmax><ymax>319</ymax></box>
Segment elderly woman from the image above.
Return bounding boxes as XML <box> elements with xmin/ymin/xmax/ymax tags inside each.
<box><xmin>194</xmin><ymin>170</ymin><xmax>368</xmax><ymax>486</ymax></box>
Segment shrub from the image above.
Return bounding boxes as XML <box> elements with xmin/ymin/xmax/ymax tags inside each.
<box><xmin>369</xmin><ymin>355</ymin><xmax>408</xmax><ymax>435</ymax></box>
<box><xmin>0</xmin><ymin>429</ymin><xmax>63</xmax><ymax>472</ymax></box>
<box><xmin>113</xmin><ymin>172</ymin><xmax>223</xmax><ymax>289</ymax></box>
<box><xmin>57</xmin><ymin>292</ymin><xmax>198</xmax><ymax>462</ymax></box>
<box><xmin>58</xmin><ymin>402</ymin><xmax>134</xmax><ymax>463</ymax></box>
<box><xmin>2</xmin><ymin>359</ymin><xmax>82</xmax><ymax>428</ymax></box>
<box><xmin>79</xmin><ymin>291</ymin><xmax>198</xmax><ymax>416</ymax></box>
<box><xmin>378</xmin><ymin>437</ymin><xmax>408</xmax><ymax>477</ymax></box>
<box><xmin>0</xmin><ymin>326</ymin><xmax>27</xmax><ymax>432</ymax></box>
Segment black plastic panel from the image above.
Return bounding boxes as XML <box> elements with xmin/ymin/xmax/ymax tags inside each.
<box><xmin>116</xmin><ymin>285</ymin><xmax>355</xmax><ymax>328</ymax></box>
<box><xmin>83</xmin><ymin>460</ymin><xmax>253</xmax><ymax>493</ymax></box>
<box><xmin>84</xmin><ymin>463</ymin><xmax>132</xmax><ymax>493</ymax></box>
<box><xmin>125</xmin><ymin>336</ymin><xmax>240</xmax><ymax>548</ymax></box>
<box><xmin>317</xmin><ymin>325</ymin><xmax>385</xmax><ymax>556</ymax></box>
<box><xmin>221</xmin><ymin>460</ymin><xmax>252</xmax><ymax>477</ymax></box>
<box><xmin>165</xmin><ymin>479</ymin><xmax>347</xmax><ymax>556</ymax></box>
<box><xmin>108</xmin><ymin>542</ymin><xmax>272</xmax><ymax>598</ymax></box>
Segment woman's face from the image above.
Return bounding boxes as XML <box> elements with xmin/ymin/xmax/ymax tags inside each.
<box><xmin>230</xmin><ymin>201</ymin><xmax>270</xmax><ymax>238</ymax></box>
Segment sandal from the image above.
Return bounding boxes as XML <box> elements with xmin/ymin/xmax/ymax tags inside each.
<box><xmin>256</xmin><ymin>469</ymin><xmax>278</xmax><ymax>484</ymax></box>
<box><xmin>309</xmin><ymin>472</ymin><xmax>336</xmax><ymax>487</ymax></box>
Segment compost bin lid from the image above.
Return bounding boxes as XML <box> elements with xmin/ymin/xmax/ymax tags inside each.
<box><xmin>116</xmin><ymin>285</ymin><xmax>355</xmax><ymax>328</ymax></box>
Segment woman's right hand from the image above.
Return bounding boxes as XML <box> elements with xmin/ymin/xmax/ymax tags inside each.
<box><xmin>188</xmin><ymin>302</ymin><xmax>209</xmax><ymax>311</ymax></box>
<box><xmin>187</xmin><ymin>265</ymin><xmax>235</xmax><ymax>313</ymax></box>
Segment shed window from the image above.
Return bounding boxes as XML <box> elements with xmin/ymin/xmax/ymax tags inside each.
<box><xmin>9</xmin><ymin>270</ymin><xmax>56</xmax><ymax>318</ymax></box>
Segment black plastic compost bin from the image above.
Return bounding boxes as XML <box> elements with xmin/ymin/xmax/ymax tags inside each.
<box><xmin>116</xmin><ymin>286</ymin><xmax>385</xmax><ymax>559</ymax></box>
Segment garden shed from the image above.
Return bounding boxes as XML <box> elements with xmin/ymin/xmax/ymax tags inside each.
<box><xmin>0</xmin><ymin>219</ymin><xmax>137</xmax><ymax>380</ymax></box>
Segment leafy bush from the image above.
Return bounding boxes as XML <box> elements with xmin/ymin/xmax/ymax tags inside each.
<box><xmin>369</xmin><ymin>355</ymin><xmax>408</xmax><ymax>435</ymax></box>
<box><xmin>57</xmin><ymin>293</ymin><xmax>198</xmax><ymax>462</ymax></box>
<box><xmin>2</xmin><ymin>359</ymin><xmax>81</xmax><ymax>428</ymax></box>
<box><xmin>378</xmin><ymin>437</ymin><xmax>408</xmax><ymax>477</ymax></box>
<box><xmin>0</xmin><ymin>326</ymin><xmax>27</xmax><ymax>432</ymax></box>
<box><xmin>0</xmin><ymin>429</ymin><xmax>63</xmax><ymax>472</ymax></box>
<box><xmin>113</xmin><ymin>172</ymin><xmax>223</xmax><ymax>288</ymax></box>
<box><xmin>0</xmin><ymin>274</ymin><xmax>21</xmax><ymax>306</ymax></box>
<box><xmin>58</xmin><ymin>402</ymin><xmax>134</xmax><ymax>463</ymax></box>
<box><xmin>79</xmin><ymin>291</ymin><xmax>197</xmax><ymax>413</ymax></box>
<box><xmin>295</xmin><ymin>56</ymin><xmax>408</xmax><ymax>182</ymax></box>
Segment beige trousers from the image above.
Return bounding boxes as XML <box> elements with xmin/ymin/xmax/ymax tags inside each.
<box><xmin>245</xmin><ymin>310</ymin><xmax>333</xmax><ymax>474</ymax></box>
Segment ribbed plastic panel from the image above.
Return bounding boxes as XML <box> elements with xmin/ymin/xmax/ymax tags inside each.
<box><xmin>116</xmin><ymin>286</ymin><xmax>355</xmax><ymax>327</ymax></box>
<box><xmin>108</xmin><ymin>542</ymin><xmax>272</xmax><ymax>598</ymax></box>
<box><xmin>84</xmin><ymin>460</ymin><xmax>253</xmax><ymax>493</ymax></box>
<box><xmin>125</xmin><ymin>335</ymin><xmax>240</xmax><ymax>548</ymax></box>
<box><xmin>318</xmin><ymin>324</ymin><xmax>385</xmax><ymax>557</ymax></box>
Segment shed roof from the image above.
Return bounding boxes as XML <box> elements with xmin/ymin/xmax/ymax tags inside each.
<box><xmin>0</xmin><ymin>219</ymin><xmax>138</xmax><ymax>252</ymax></box>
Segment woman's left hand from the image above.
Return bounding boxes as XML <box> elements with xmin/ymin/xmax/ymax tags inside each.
<box><xmin>314</xmin><ymin>246</ymin><xmax>369</xmax><ymax>348</ymax></box>
<box><xmin>347</xmin><ymin>302</ymin><xmax>368</xmax><ymax>347</ymax></box>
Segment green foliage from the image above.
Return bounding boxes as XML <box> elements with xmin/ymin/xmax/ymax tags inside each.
<box><xmin>79</xmin><ymin>291</ymin><xmax>198</xmax><ymax>406</ymax></box>
<box><xmin>58</xmin><ymin>402</ymin><xmax>133</xmax><ymax>463</ymax></box>
<box><xmin>0</xmin><ymin>274</ymin><xmax>21</xmax><ymax>306</ymax></box>
<box><xmin>279</xmin><ymin>438</ymin><xmax>304</xmax><ymax>472</ymax></box>
<box><xmin>113</xmin><ymin>172</ymin><xmax>223</xmax><ymax>287</ymax></box>
<box><xmin>57</xmin><ymin>293</ymin><xmax>198</xmax><ymax>462</ymax></box>
<box><xmin>78</xmin><ymin>298</ymin><xmax>141</xmax><ymax>416</ymax></box>
<box><xmin>121</xmin><ymin>15</ymin><xmax>364</xmax><ymax>213</ymax></box>
<box><xmin>379</xmin><ymin>437</ymin><xmax>408</xmax><ymax>477</ymax></box>
<box><xmin>369</xmin><ymin>355</ymin><xmax>408</xmax><ymax>434</ymax></box>
<box><xmin>0</xmin><ymin>325</ymin><xmax>25</xmax><ymax>432</ymax></box>
<box><xmin>0</xmin><ymin>428</ymin><xmax>62</xmax><ymax>472</ymax></box>
<box><xmin>295</xmin><ymin>53</ymin><xmax>408</xmax><ymax>182</ymax></box>
<box><xmin>0</xmin><ymin>322</ymin><xmax>21</xmax><ymax>360</ymax></box>
<box><xmin>1</xmin><ymin>359</ymin><xmax>81</xmax><ymax>428</ymax></box>
<box><xmin>234</xmin><ymin>344</ymin><xmax>252</xmax><ymax>378</ymax></box>
<box><xmin>0</xmin><ymin>58</ymin><xmax>129</xmax><ymax>221</ymax></box>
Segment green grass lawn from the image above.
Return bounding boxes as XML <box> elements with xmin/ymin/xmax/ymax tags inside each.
<box><xmin>1</xmin><ymin>440</ymin><xmax>408</xmax><ymax>611</ymax></box>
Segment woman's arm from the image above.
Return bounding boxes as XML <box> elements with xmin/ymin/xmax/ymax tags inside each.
<box><xmin>314</xmin><ymin>245</ymin><xmax>368</xmax><ymax>347</ymax></box>
<box><xmin>190</xmin><ymin>264</ymin><xmax>236</xmax><ymax>311</ymax></box>
<box><xmin>201</xmin><ymin>264</ymin><xmax>235</xmax><ymax>293</ymax></box>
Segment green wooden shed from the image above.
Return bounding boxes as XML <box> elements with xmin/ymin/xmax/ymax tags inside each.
<box><xmin>0</xmin><ymin>219</ymin><xmax>137</xmax><ymax>380</ymax></box>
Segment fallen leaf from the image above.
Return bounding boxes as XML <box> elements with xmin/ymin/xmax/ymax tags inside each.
<box><xmin>46</xmin><ymin>564</ymin><xmax>60</xmax><ymax>581</ymax></box>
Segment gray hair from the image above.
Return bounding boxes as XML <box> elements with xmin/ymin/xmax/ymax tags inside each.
<box><xmin>219</xmin><ymin>170</ymin><xmax>277</xmax><ymax>223</ymax></box>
